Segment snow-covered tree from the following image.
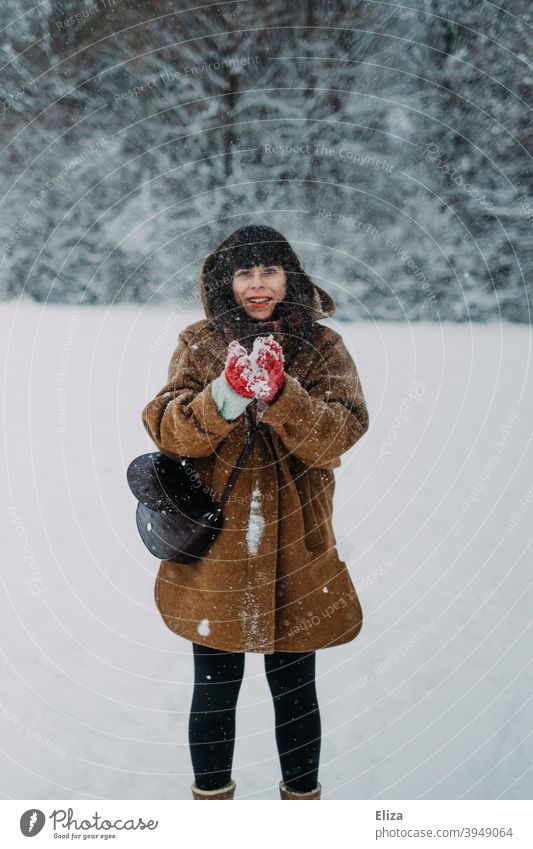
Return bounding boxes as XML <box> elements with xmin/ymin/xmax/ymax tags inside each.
<box><xmin>0</xmin><ymin>0</ymin><xmax>531</xmax><ymax>320</ymax></box>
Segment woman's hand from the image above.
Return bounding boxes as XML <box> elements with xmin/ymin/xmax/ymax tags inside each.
<box><xmin>222</xmin><ymin>335</ymin><xmax>285</xmax><ymax>405</ymax></box>
<box><xmin>252</xmin><ymin>336</ymin><xmax>285</xmax><ymax>404</ymax></box>
<box><xmin>224</xmin><ymin>340</ymin><xmax>256</xmax><ymax>397</ymax></box>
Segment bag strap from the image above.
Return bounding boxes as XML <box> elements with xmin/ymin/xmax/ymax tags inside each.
<box><xmin>218</xmin><ymin>421</ymin><xmax>264</xmax><ymax>508</ymax></box>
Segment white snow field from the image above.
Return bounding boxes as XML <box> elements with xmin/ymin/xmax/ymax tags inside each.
<box><xmin>1</xmin><ymin>301</ymin><xmax>532</xmax><ymax>800</ymax></box>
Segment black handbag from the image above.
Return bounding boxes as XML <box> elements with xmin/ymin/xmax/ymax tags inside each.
<box><xmin>127</xmin><ymin>420</ymin><xmax>263</xmax><ymax>564</ymax></box>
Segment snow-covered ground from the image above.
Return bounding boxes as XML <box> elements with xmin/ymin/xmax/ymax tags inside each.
<box><xmin>1</xmin><ymin>302</ymin><xmax>532</xmax><ymax>800</ymax></box>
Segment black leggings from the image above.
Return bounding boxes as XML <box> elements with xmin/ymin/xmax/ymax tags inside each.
<box><xmin>188</xmin><ymin>642</ymin><xmax>321</xmax><ymax>793</ymax></box>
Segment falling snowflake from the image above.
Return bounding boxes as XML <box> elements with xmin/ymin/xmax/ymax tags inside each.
<box><xmin>197</xmin><ymin>618</ymin><xmax>210</xmax><ymax>636</ymax></box>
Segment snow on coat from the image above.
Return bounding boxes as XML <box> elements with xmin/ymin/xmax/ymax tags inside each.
<box><xmin>141</xmin><ymin>273</ymin><xmax>369</xmax><ymax>654</ymax></box>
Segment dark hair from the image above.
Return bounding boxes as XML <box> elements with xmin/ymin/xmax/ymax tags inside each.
<box><xmin>200</xmin><ymin>225</ymin><xmax>320</xmax><ymax>341</ymax></box>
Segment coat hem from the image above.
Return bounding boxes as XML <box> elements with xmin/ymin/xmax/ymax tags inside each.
<box><xmin>156</xmin><ymin>619</ymin><xmax>363</xmax><ymax>655</ymax></box>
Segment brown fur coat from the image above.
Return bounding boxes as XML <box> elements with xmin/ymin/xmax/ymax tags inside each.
<box><xmin>141</xmin><ymin>274</ymin><xmax>369</xmax><ymax>653</ymax></box>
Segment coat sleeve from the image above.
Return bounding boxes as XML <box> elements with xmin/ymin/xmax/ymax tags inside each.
<box><xmin>258</xmin><ymin>329</ymin><xmax>369</xmax><ymax>469</ymax></box>
<box><xmin>141</xmin><ymin>328</ymin><xmax>243</xmax><ymax>457</ymax></box>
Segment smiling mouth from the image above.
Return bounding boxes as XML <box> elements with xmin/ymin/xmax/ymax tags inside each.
<box><xmin>246</xmin><ymin>296</ymin><xmax>273</xmax><ymax>307</ymax></box>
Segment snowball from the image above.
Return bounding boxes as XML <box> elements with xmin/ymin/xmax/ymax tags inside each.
<box><xmin>231</xmin><ymin>335</ymin><xmax>284</xmax><ymax>396</ymax></box>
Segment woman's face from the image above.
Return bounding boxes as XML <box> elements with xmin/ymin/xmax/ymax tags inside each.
<box><xmin>231</xmin><ymin>264</ymin><xmax>287</xmax><ymax>320</ymax></box>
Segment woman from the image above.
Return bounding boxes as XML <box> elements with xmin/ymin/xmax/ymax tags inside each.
<box><xmin>142</xmin><ymin>225</ymin><xmax>369</xmax><ymax>800</ymax></box>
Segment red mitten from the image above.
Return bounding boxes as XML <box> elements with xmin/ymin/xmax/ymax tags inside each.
<box><xmin>251</xmin><ymin>336</ymin><xmax>285</xmax><ymax>404</ymax></box>
<box><xmin>224</xmin><ymin>340</ymin><xmax>255</xmax><ymax>397</ymax></box>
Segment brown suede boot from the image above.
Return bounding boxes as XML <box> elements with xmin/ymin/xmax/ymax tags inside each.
<box><xmin>191</xmin><ymin>779</ymin><xmax>236</xmax><ymax>799</ymax></box>
<box><xmin>279</xmin><ymin>780</ymin><xmax>322</xmax><ymax>799</ymax></box>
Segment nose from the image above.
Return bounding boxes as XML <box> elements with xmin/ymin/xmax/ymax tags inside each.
<box><xmin>248</xmin><ymin>269</ymin><xmax>271</xmax><ymax>288</ymax></box>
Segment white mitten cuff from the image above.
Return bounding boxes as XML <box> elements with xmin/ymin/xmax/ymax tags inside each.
<box><xmin>211</xmin><ymin>372</ymin><xmax>252</xmax><ymax>421</ymax></box>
